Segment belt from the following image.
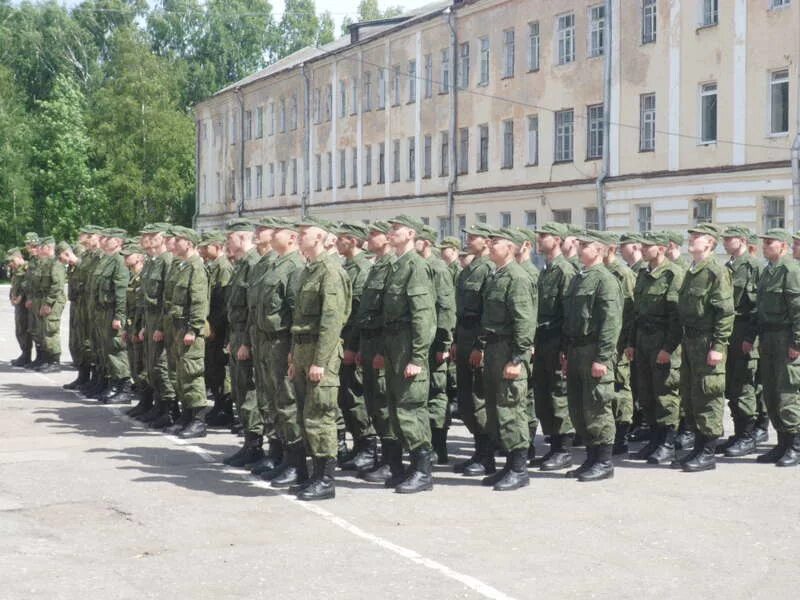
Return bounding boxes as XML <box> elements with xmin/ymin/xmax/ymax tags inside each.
<box><xmin>263</xmin><ymin>330</ymin><xmax>291</xmax><ymax>341</ymax></box>
<box><xmin>293</xmin><ymin>333</ymin><xmax>319</xmax><ymax>343</ymax></box>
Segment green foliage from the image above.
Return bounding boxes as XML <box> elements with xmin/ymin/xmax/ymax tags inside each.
<box><xmin>341</xmin><ymin>0</ymin><xmax>405</xmax><ymax>36</ymax></box>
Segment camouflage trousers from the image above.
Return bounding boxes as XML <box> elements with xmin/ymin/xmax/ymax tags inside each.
<box><xmin>484</xmin><ymin>338</ymin><xmax>530</xmax><ymax>452</ymax></box>
<box><xmin>566</xmin><ymin>343</ymin><xmax>616</xmax><ymax>447</ymax></box>
<box><xmin>680</xmin><ymin>334</ymin><xmax>726</xmax><ymax>439</ymax></box>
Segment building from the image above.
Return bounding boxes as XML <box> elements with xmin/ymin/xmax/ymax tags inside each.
<box><xmin>194</xmin><ymin>0</ymin><xmax>799</xmax><ymax>240</ymax></box>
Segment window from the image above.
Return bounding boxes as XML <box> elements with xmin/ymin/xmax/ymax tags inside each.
<box><xmin>339</xmin><ymin>80</ymin><xmax>347</xmax><ymax>118</ymax></box>
<box><xmin>642</xmin><ymin>0</ymin><xmax>657</xmax><ymax>44</ymax></box>
<box><xmin>589</xmin><ymin>5</ymin><xmax>605</xmax><ymax>57</ymax></box>
<box><xmin>339</xmin><ymin>149</ymin><xmax>346</xmax><ymax>188</ymax></box>
<box><xmin>552</xmin><ymin>209</ymin><xmax>572</xmax><ymax>224</ymax></box>
<box><xmin>229</xmin><ymin>113</ymin><xmax>237</xmax><ymax>144</ymax></box>
<box><xmin>441</xmin><ymin>48</ymin><xmax>450</xmax><ymax>93</ymax></box>
<box><xmin>255</xmin><ymin>165</ymin><xmax>263</xmax><ymax>197</ymax></box>
<box><xmin>244</xmin><ymin>167</ymin><xmax>252</xmax><ymax>199</ymax></box>
<box><xmin>640</xmin><ymin>93</ymin><xmax>656</xmax><ymax>151</ymax></box>
<box><xmin>279</xmin><ymin>161</ymin><xmax>287</xmax><ymax>195</ymax></box>
<box><xmin>424</xmin><ymin>54</ymin><xmax>433</xmax><ymax>98</ymax></box>
<box><xmin>278</xmin><ymin>98</ymin><xmax>286</xmax><ymax>133</ymax></box>
<box><xmin>478</xmin><ymin>125</ymin><xmax>489</xmax><ymax>172</ymax></box>
<box><xmin>528</xmin><ymin>22</ymin><xmax>540</xmax><ymax>71</ymax></box>
<box><xmin>408</xmin><ymin>137</ymin><xmax>416</xmax><ymax>181</ymax></box>
<box><xmin>693</xmin><ymin>198</ymin><xmax>713</xmax><ymax>224</ymax></box>
<box><xmin>326</xmin><ymin>152</ymin><xmax>333</xmax><ymax>189</ymax></box>
<box><xmin>502</xmin><ymin>120</ymin><xmax>514</xmax><ymax>168</ymax></box>
<box><xmin>554</xmin><ymin>109</ymin><xmax>574</xmax><ymax>162</ymax></box>
<box><xmin>244</xmin><ymin>111</ymin><xmax>252</xmax><ymax>141</ymax></box>
<box><xmin>392</xmin><ymin>139</ymin><xmax>400</xmax><ymax>182</ymax></box>
<box><xmin>378</xmin><ymin>143</ymin><xmax>386</xmax><ymax>184</ymax></box>
<box><xmin>364</xmin><ymin>145</ymin><xmax>372</xmax><ymax>185</ymax></box>
<box><xmin>700</xmin><ymin>83</ymin><xmax>717</xmax><ymax>143</ymax></box>
<box><xmin>268</xmin><ymin>163</ymin><xmax>275</xmax><ymax>196</ymax></box>
<box><xmin>459</xmin><ymin>42</ymin><xmax>470</xmax><ymax>89</ymax></box>
<box><xmin>771</xmin><ymin>0</ymin><xmax>791</xmax><ymax>8</ymax></box>
<box><xmin>363</xmin><ymin>73</ymin><xmax>372</xmax><ymax>111</ymax></box>
<box><xmin>313</xmin><ymin>88</ymin><xmax>321</xmax><ymax>123</ymax></box>
<box><xmin>479</xmin><ymin>36</ymin><xmax>490</xmax><ymax>85</ymax></box>
<box><xmin>525</xmin><ymin>210</ymin><xmax>537</xmax><ymax>230</ymax></box>
<box><xmin>392</xmin><ymin>65</ymin><xmax>401</xmax><ymax>105</ymax></box>
<box><xmin>440</xmin><ymin>132</ymin><xmax>450</xmax><ymax>177</ymax></box>
<box><xmin>423</xmin><ymin>135</ymin><xmax>432</xmax><ymax>179</ymax></box>
<box><xmin>255</xmin><ymin>107</ymin><xmax>263</xmax><ymax>138</ymax></box>
<box><xmin>701</xmin><ymin>0</ymin><xmax>718</xmax><ymax>27</ymax></box>
<box><xmin>585</xmin><ymin>207</ymin><xmax>600</xmax><ymax>229</ymax></box>
<box><xmin>557</xmin><ymin>13</ymin><xmax>576</xmax><ymax>65</ymax></box>
<box><xmin>289</xmin><ymin>95</ymin><xmax>298</xmax><ymax>130</ymax></box>
<box><xmin>438</xmin><ymin>217</ymin><xmax>449</xmax><ymax>241</ymax></box>
<box><xmin>476</xmin><ymin>213</ymin><xmax>487</xmax><ymax>223</ymax></box>
<box><xmin>408</xmin><ymin>60</ymin><xmax>417</xmax><ymax>102</ymax></box>
<box><xmin>377</xmin><ymin>69</ymin><xmax>386</xmax><ymax>109</ymax></box>
<box><xmin>421</xmin><ymin>217</ymin><xmax>430</xmax><ymax>225</ymax></box>
<box><xmin>503</xmin><ymin>29</ymin><xmax>515</xmax><ymax>78</ymax></box>
<box><xmin>764</xmin><ymin>196</ymin><xmax>786</xmax><ymax>229</ymax></box>
<box><xmin>351</xmin><ymin>78</ymin><xmax>359</xmax><ymax>115</ymax></box>
<box><xmin>587</xmin><ymin>104</ymin><xmax>604</xmax><ymax>160</ymax></box>
<box><xmin>458</xmin><ymin>127</ymin><xmax>469</xmax><ymax>174</ymax></box>
<box><xmin>526</xmin><ymin>115</ymin><xmax>539</xmax><ymax>165</ymax></box>
<box><xmin>636</xmin><ymin>205</ymin><xmax>651</xmax><ymax>232</ymax></box>
<box><xmin>351</xmin><ymin>148</ymin><xmax>358</xmax><ymax>187</ymax></box>
<box><xmin>500</xmin><ymin>212</ymin><xmax>511</xmax><ymax>227</ymax></box>
<box><xmin>770</xmin><ymin>69</ymin><xmax>790</xmax><ymax>134</ymax></box>
<box><xmin>325</xmin><ymin>84</ymin><xmax>333</xmax><ymax>121</ymax></box>
<box><xmin>314</xmin><ymin>154</ymin><xmax>322</xmax><ymax>192</ymax></box>
<box><xmin>291</xmin><ymin>159</ymin><xmax>298</xmax><ymax>195</ymax></box>
<box><xmin>457</xmin><ymin>215</ymin><xmax>467</xmax><ymax>244</ymax></box>
<box><xmin>268</xmin><ymin>102</ymin><xmax>275</xmax><ymax>135</ymax></box>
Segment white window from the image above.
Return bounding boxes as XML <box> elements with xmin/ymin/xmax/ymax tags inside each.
<box><xmin>555</xmin><ymin>109</ymin><xmax>574</xmax><ymax>162</ymax></box>
<box><xmin>557</xmin><ymin>13</ymin><xmax>575</xmax><ymax>65</ymax></box>
<box><xmin>693</xmin><ymin>198</ymin><xmax>713</xmax><ymax>224</ymax></box>
<box><xmin>478</xmin><ymin>124</ymin><xmax>489</xmax><ymax>172</ymax></box>
<box><xmin>525</xmin><ymin>210</ymin><xmax>537</xmax><ymax>230</ymax></box>
<box><xmin>640</xmin><ymin>93</ymin><xmax>656</xmax><ymax>151</ymax></box>
<box><xmin>408</xmin><ymin>137</ymin><xmax>416</xmax><ymax>180</ymax></box>
<box><xmin>636</xmin><ymin>205</ymin><xmax>651</xmax><ymax>232</ymax></box>
<box><xmin>408</xmin><ymin>60</ymin><xmax>416</xmax><ymax>103</ymax></box>
<box><xmin>268</xmin><ymin>102</ymin><xmax>275</xmax><ymax>135</ymax></box>
<box><xmin>459</xmin><ymin>42</ymin><xmax>470</xmax><ymax>89</ymax></box>
<box><xmin>479</xmin><ymin>36</ymin><xmax>490</xmax><ymax>85</ymax></box>
<box><xmin>255</xmin><ymin>165</ymin><xmax>262</xmax><ymax>197</ymax></box>
<box><xmin>589</xmin><ymin>5</ymin><xmax>605</xmax><ymax>57</ymax></box>
<box><xmin>476</xmin><ymin>213</ymin><xmax>487</xmax><ymax>223</ymax></box>
<box><xmin>326</xmin><ymin>152</ymin><xmax>333</xmax><ymax>189</ymax></box>
<box><xmin>278</xmin><ymin>98</ymin><xmax>286</xmax><ymax>133</ymax></box>
<box><xmin>392</xmin><ymin>139</ymin><xmax>400</xmax><ymax>182</ymax></box>
<box><xmin>585</xmin><ymin>207</ymin><xmax>600</xmax><ymax>230</ymax></box>
<box><xmin>244</xmin><ymin>110</ymin><xmax>252</xmax><ymax>141</ymax></box>
<box><xmin>314</xmin><ymin>154</ymin><xmax>322</xmax><ymax>192</ymax></box>
<box><xmin>291</xmin><ymin>159</ymin><xmax>298</xmax><ymax>194</ymax></box>
<box><xmin>279</xmin><ymin>161</ymin><xmax>287</xmax><ymax>195</ymax></box>
<box><xmin>339</xmin><ymin>80</ymin><xmax>347</xmax><ymax>118</ymax></box>
<box><xmin>378</xmin><ymin>143</ymin><xmax>385</xmax><ymax>183</ymax></box>
<box><xmin>312</xmin><ymin>88</ymin><xmax>320</xmax><ymax>123</ymax></box>
<box><xmin>701</xmin><ymin>0</ymin><xmax>718</xmax><ymax>27</ymax></box>
<box><xmin>642</xmin><ymin>0</ymin><xmax>657</xmax><ymax>44</ymax></box>
<box><xmin>500</xmin><ymin>212</ymin><xmax>511</xmax><ymax>227</ymax></box>
<box><xmin>771</xmin><ymin>0</ymin><xmax>791</xmax><ymax>8</ymax></box>
<box><xmin>339</xmin><ymin>149</ymin><xmax>346</xmax><ymax>188</ymax></box>
<box><xmin>268</xmin><ymin>163</ymin><xmax>275</xmax><ymax>196</ymax></box>
<box><xmin>363</xmin><ymin>73</ymin><xmax>372</xmax><ymax>111</ymax></box>
<box><xmin>438</xmin><ymin>217</ymin><xmax>449</xmax><ymax>241</ymax></box>
<box><xmin>502</xmin><ymin>119</ymin><xmax>514</xmax><ymax>169</ymax></box>
<box><xmin>764</xmin><ymin>196</ymin><xmax>786</xmax><ymax>229</ymax></box>
<box><xmin>244</xmin><ymin>167</ymin><xmax>252</xmax><ymax>199</ymax></box>
<box><xmin>377</xmin><ymin>69</ymin><xmax>386</xmax><ymax>109</ymax></box>
<box><xmin>351</xmin><ymin>148</ymin><xmax>357</xmax><ymax>187</ymax></box>
<box><xmin>457</xmin><ymin>214</ymin><xmax>467</xmax><ymax>244</ymax></box>
<box><xmin>423</xmin><ymin>135</ymin><xmax>432</xmax><ymax>179</ymax></box>
<box><xmin>289</xmin><ymin>94</ymin><xmax>298</xmax><ymax>130</ymax></box>
<box><xmin>458</xmin><ymin>127</ymin><xmax>469</xmax><ymax>174</ymax></box>
<box><xmin>552</xmin><ymin>209</ymin><xmax>572</xmax><ymax>224</ymax></box>
<box><xmin>392</xmin><ymin>65</ymin><xmax>401</xmax><ymax>105</ymax></box>
<box><xmin>528</xmin><ymin>22</ymin><xmax>540</xmax><ymax>71</ymax></box>
<box><xmin>503</xmin><ymin>29</ymin><xmax>515</xmax><ymax>78</ymax></box>
<box><xmin>770</xmin><ymin>69</ymin><xmax>790</xmax><ymax>135</ymax></box>
<box><xmin>255</xmin><ymin>107</ymin><xmax>263</xmax><ymax>138</ymax></box>
<box><xmin>526</xmin><ymin>115</ymin><xmax>539</xmax><ymax>165</ymax></box>
<box><xmin>350</xmin><ymin>78</ymin><xmax>358</xmax><ymax>115</ymax></box>
<box><xmin>424</xmin><ymin>54</ymin><xmax>433</xmax><ymax>98</ymax></box>
<box><xmin>325</xmin><ymin>84</ymin><xmax>332</xmax><ymax>121</ymax></box>
<box><xmin>364</xmin><ymin>145</ymin><xmax>372</xmax><ymax>185</ymax></box>
<box><xmin>440</xmin><ymin>131</ymin><xmax>449</xmax><ymax>177</ymax></box>
<box><xmin>700</xmin><ymin>82</ymin><xmax>717</xmax><ymax>143</ymax></box>
<box><xmin>440</xmin><ymin>48</ymin><xmax>450</xmax><ymax>93</ymax></box>
<box><xmin>587</xmin><ymin>104</ymin><xmax>604</xmax><ymax>160</ymax></box>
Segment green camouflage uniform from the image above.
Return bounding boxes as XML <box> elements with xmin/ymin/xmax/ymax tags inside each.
<box><xmin>126</xmin><ymin>269</ymin><xmax>146</xmax><ymax>388</ymax></box>
<box><xmin>31</xmin><ymin>256</ymin><xmax>66</xmax><ymax>362</ymax></box>
<box><xmin>10</xmin><ymin>263</ymin><xmax>32</xmax><ymax>359</ymax></box>
<box><xmin>517</xmin><ymin>259</ymin><xmax>540</xmax><ymax>439</ymax></box>
<box><xmin>142</xmin><ymin>251</ymin><xmax>176</xmax><ymax>406</ymax></box>
<box><xmin>77</xmin><ymin>250</ymin><xmax>102</xmax><ymax>369</ymax></box>
<box><xmin>66</xmin><ymin>262</ymin><xmax>81</xmax><ymax>365</ymax></box>
<box><xmin>426</xmin><ymin>254</ymin><xmax>456</xmax><ymax>429</ymax></box>
<box><xmin>205</xmin><ymin>253</ymin><xmax>233</xmax><ymax>400</ymax></box>
<box><xmin>25</xmin><ymin>256</ymin><xmax>42</xmax><ymax>355</ymax></box>
<box><xmin>93</xmin><ymin>252</ymin><xmax>130</xmax><ymax>381</ymax></box>
<box><xmin>606</xmin><ymin>259</ymin><xmax>636</xmax><ymax>425</ymax></box>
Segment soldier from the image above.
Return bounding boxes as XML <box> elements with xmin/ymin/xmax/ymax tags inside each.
<box><xmin>336</xmin><ymin>222</ymin><xmax>377</xmax><ymax>471</ymax></box>
<box><xmin>439</xmin><ymin>236</ymin><xmax>462</xmax><ymax>284</ymax></box>
<box><xmin>792</xmin><ymin>232</ymin><xmax>800</xmax><ymax>261</ymax></box>
<box><xmin>477</xmin><ymin>229</ymin><xmax>536</xmax><ymax>491</ymax></box>
<box><xmin>416</xmin><ymin>225</ymin><xmax>456</xmax><ymax>465</ymax></box>
<box><xmin>356</xmin><ymin>222</ymin><xmax>399</xmax><ymax>484</ymax></box>
<box><xmin>378</xmin><ymin>215</ymin><xmax>436</xmax><ymax>493</ymax></box>
<box><xmin>222</xmin><ymin>219</ymin><xmax>261</xmax><ymax>466</ymax></box>
<box><xmin>620</xmin><ymin>233</ymin><xmax>648</xmax><ymax>275</ymax></box>
<box><xmin>22</xmin><ymin>233</ymin><xmax>43</xmax><ymax>369</ymax></box>
<box><xmin>7</xmin><ymin>248</ymin><xmax>32</xmax><ymax>367</ymax></box>
<box><xmin>162</xmin><ymin>226</ymin><xmax>210</xmax><ymax>439</ymax></box>
<box><xmin>120</xmin><ymin>241</ymin><xmax>146</xmax><ymax>401</ymax></box>
<box><xmin>603</xmin><ymin>234</ymin><xmax>636</xmax><ymax>454</ymax></box>
<box><xmin>717</xmin><ymin>226</ymin><xmax>762</xmax><ymax>457</ymax></box>
<box><xmin>533</xmin><ymin>223</ymin><xmax>577</xmax><ymax>471</ymax></box>
<box><xmin>673</xmin><ymin>223</ymin><xmax>734</xmax><ymax>472</ymax></box>
<box><xmin>453</xmin><ymin>224</ymin><xmax>495</xmax><ymax>476</ymax></box>
<box><xmin>748</xmin><ymin>231</ymin><xmax>770</xmax><ymax>442</ymax></box>
<box><xmin>561</xmin><ymin>224</ymin><xmax>582</xmax><ymax>271</ymax></box>
<box><xmin>754</xmin><ymin>229</ymin><xmax>800</xmax><ymax>466</ymax></box>
<box><xmin>29</xmin><ymin>237</ymin><xmax>66</xmax><ymax>373</ymax></box>
<box><xmin>75</xmin><ymin>227</ymin><xmax>106</xmax><ymax>395</ymax></box>
<box><xmin>562</xmin><ymin>230</ymin><xmax>623</xmax><ymax>482</ymax></box>
<box><xmin>626</xmin><ymin>232</ymin><xmax>684</xmax><ymax>465</ymax></box>
<box><xmin>287</xmin><ymin>216</ymin><xmax>351</xmax><ymax>501</ymax></box>
<box><xmin>438</xmin><ymin>236</ymin><xmax>461</xmax><ymax>426</ymax></box>
<box><xmin>666</xmin><ymin>231</ymin><xmax>690</xmax><ymax>271</ymax></box>
<box><xmin>57</xmin><ymin>242</ymin><xmax>81</xmax><ymax>370</ymax></box>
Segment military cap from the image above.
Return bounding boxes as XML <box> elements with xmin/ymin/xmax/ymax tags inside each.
<box><xmin>226</xmin><ymin>218</ymin><xmax>255</xmax><ymax>232</ymax></box>
<box><xmin>417</xmin><ymin>225</ymin><xmax>438</xmax><ymax>244</ymax></box>
<box><xmin>565</xmin><ymin>224</ymin><xmax>584</xmax><ymax>236</ymax></box>
<box><xmin>686</xmin><ymin>223</ymin><xmax>723</xmax><ymax>240</ymax></box>
<box><xmin>605</xmin><ymin>232</ymin><xmax>621</xmax><ymax>244</ymax></box>
<box><xmin>461</xmin><ymin>223</ymin><xmax>495</xmax><ymax>238</ymax></box>
<box><xmin>38</xmin><ymin>236</ymin><xmax>55</xmax><ymax>246</ymax></box>
<box><xmin>490</xmin><ymin>227</ymin><xmax>525</xmax><ymax>245</ymax></box>
<box><xmin>515</xmin><ymin>228</ymin><xmax>538</xmax><ymax>244</ymax></box>
<box><xmin>271</xmin><ymin>217</ymin><xmax>299</xmax><ymax>232</ymax></box>
<box><xmin>369</xmin><ymin>220</ymin><xmax>391</xmax><ymax>235</ymax></box>
<box><xmin>79</xmin><ymin>225</ymin><xmax>103</xmax><ymax>235</ymax></box>
<box><xmin>296</xmin><ymin>215</ymin><xmax>336</xmax><ymax>234</ymax></box>
<box><xmin>255</xmin><ymin>216</ymin><xmax>279</xmax><ymax>228</ymax></box>
<box><xmin>102</xmin><ymin>228</ymin><xmax>128</xmax><ymax>239</ymax></box>
<box><xmin>170</xmin><ymin>225</ymin><xmax>201</xmax><ymax>244</ymax></box>
<box><xmin>576</xmin><ymin>229</ymin><xmax>616</xmax><ymax>246</ymax></box>
<box><xmin>438</xmin><ymin>236</ymin><xmax>462</xmax><ymax>250</ymax></box>
<box><xmin>665</xmin><ymin>230</ymin><xmax>685</xmax><ymax>245</ymax></box>
<box><xmin>534</xmin><ymin>222</ymin><xmax>570</xmax><ymax>238</ymax></box>
<box><xmin>5</xmin><ymin>247</ymin><xmax>22</xmax><ymax>260</ymax></box>
<box><xmin>56</xmin><ymin>241</ymin><xmax>72</xmax><ymax>254</ymax></box>
<box><xmin>120</xmin><ymin>242</ymin><xmax>145</xmax><ymax>256</ymax></box>
<box><xmin>747</xmin><ymin>232</ymin><xmax>758</xmax><ymax>245</ymax></box>
<box><xmin>722</xmin><ymin>225</ymin><xmax>752</xmax><ymax>239</ymax></box>
<box><xmin>619</xmin><ymin>232</ymin><xmax>646</xmax><ymax>244</ymax></box>
<box><xmin>388</xmin><ymin>215</ymin><xmax>426</xmax><ymax>234</ymax></box>
<box><xmin>337</xmin><ymin>222</ymin><xmax>370</xmax><ymax>240</ymax></box>
<box><xmin>23</xmin><ymin>232</ymin><xmax>39</xmax><ymax>245</ymax></box>
<box><xmin>758</xmin><ymin>228</ymin><xmax>793</xmax><ymax>244</ymax></box>
<box><xmin>641</xmin><ymin>231</ymin><xmax>670</xmax><ymax>246</ymax></box>
<box><xmin>198</xmin><ymin>231</ymin><xmax>226</xmax><ymax>246</ymax></box>
<box><xmin>140</xmin><ymin>223</ymin><xmax>168</xmax><ymax>235</ymax></box>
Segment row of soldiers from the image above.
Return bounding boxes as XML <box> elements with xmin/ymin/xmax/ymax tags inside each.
<box><xmin>6</xmin><ymin>217</ymin><xmax>800</xmax><ymax>500</ymax></box>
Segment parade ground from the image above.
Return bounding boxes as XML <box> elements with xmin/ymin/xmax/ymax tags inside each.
<box><xmin>0</xmin><ymin>286</ymin><xmax>799</xmax><ymax>600</ymax></box>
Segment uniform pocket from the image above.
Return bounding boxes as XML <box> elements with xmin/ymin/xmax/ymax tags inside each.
<box><xmin>700</xmin><ymin>373</ymin><xmax>725</xmax><ymax>396</ymax></box>
<box><xmin>787</xmin><ymin>359</ymin><xmax>800</xmax><ymax>387</ymax></box>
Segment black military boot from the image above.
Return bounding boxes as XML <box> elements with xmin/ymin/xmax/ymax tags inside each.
<box><xmin>565</xmin><ymin>446</ymin><xmax>597</xmax><ymax>478</ymax></box>
<box><xmin>539</xmin><ymin>434</ymin><xmax>573</xmax><ymax>471</ymax></box>
<box><xmin>453</xmin><ymin>435</ymin><xmax>481</xmax><ymax>473</ymax></box>
<box><xmin>10</xmin><ymin>350</ymin><xmax>31</xmax><ymax>367</ymax></box>
<box><xmin>578</xmin><ymin>444</ymin><xmax>614</xmax><ymax>482</ymax></box>
<box><xmin>756</xmin><ymin>432</ymin><xmax>787</xmax><ymax>464</ymax></box>
<box><xmin>63</xmin><ymin>366</ymin><xmax>90</xmax><ymax>390</ymax></box>
<box><xmin>230</xmin><ymin>413</ymin><xmax>243</xmax><ymax>435</ymax></box>
<box><xmin>462</xmin><ymin>435</ymin><xmax>496</xmax><ymax>476</ymax></box>
<box><xmin>149</xmin><ymin>402</ymin><xmax>177</xmax><ymax>429</ymax></box>
<box><xmin>296</xmin><ymin>457</ymin><xmax>336</xmax><ymax>501</ymax></box>
<box><xmin>88</xmin><ymin>377</ymin><xmax>111</xmax><ymax>400</ymax></box>
<box><xmin>682</xmin><ymin>435</ymin><xmax>717</xmax><ymax>472</ymax></box>
<box><xmin>776</xmin><ymin>433</ymin><xmax>800</xmax><ymax>467</ymax></box>
<box><xmin>271</xmin><ymin>442</ymin><xmax>309</xmax><ymax>488</ymax></box>
<box><xmin>674</xmin><ymin>427</ymin><xmax>695</xmax><ymax>451</ymax></box>
<box><xmin>492</xmin><ymin>449</ymin><xmax>530</xmax><ymax>492</ymax></box>
<box><xmin>752</xmin><ymin>416</ymin><xmax>770</xmax><ymax>444</ymax></box>
<box><xmin>206</xmin><ymin>394</ymin><xmax>234</xmax><ymax>427</ymax></box>
<box><xmin>361</xmin><ymin>439</ymin><xmax>402</xmax><ymax>484</ymax></box>
<box><xmin>647</xmin><ymin>426</ymin><xmax>677</xmax><ymax>465</ymax></box>
<box><xmin>37</xmin><ymin>358</ymin><xmax>61</xmax><ymax>374</ymax></box>
<box><xmin>527</xmin><ymin>442</ymin><xmax>536</xmax><ymax>466</ymax></box>
<box><xmin>78</xmin><ymin>367</ymin><xmax>98</xmax><ymax>394</ymax></box>
<box><xmin>26</xmin><ymin>348</ymin><xmax>45</xmax><ymax>370</ymax></box>
<box><xmin>395</xmin><ymin>447</ymin><xmax>434</xmax><ymax>494</ymax></box>
<box><xmin>725</xmin><ymin>423</ymin><xmax>757</xmax><ymax>457</ymax></box>
<box><xmin>431</xmin><ymin>427</ymin><xmax>449</xmax><ymax>465</ymax></box>
<box><xmin>164</xmin><ymin>408</ymin><xmax>192</xmax><ymax>435</ymax></box>
<box><xmin>251</xmin><ymin>438</ymin><xmax>283</xmax><ymax>475</ymax></box>
<box><xmin>223</xmin><ymin>432</ymin><xmax>262</xmax><ymax>467</ymax></box>
<box><xmin>99</xmin><ymin>379</ymin><xmax>127</xmax><ymax>404</ymax></box>
<box><xmin>336</xmin><ymin>430</ymin><xmax>349</xmax><ymax>466</ymax></box>
<box><xmin>339</xmin><ymin>436</ymin><xmax>378</xmax><ymax>471</ymax></box>
<box><xmin>178</xmin><ymin>408</ymin><xmax>210</xmax><ymax>439</ymax></box>
<box><xmin>612</xmin><ymin>422</ymin><xmax>630</xmax><ymax>455</ymax></box>
<box><xmin>632</xmin><ymin>425</ymin><xmax>661</xmax><ymax>460</ymax></box>
<box><xmin>126</xmin><ymin>388</ymin><xmax>154</xmax><ymax>418</ymax></box>
<box><xmin>482</xmin><ymin>452</ymin><xmax>511</xmax><ymax>487</ymax></box>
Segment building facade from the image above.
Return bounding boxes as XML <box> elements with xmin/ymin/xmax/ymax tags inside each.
<box><xmin>194</xmin><ymin>0</ymin><xmax>799</xmax><ymax>239</ymax></box>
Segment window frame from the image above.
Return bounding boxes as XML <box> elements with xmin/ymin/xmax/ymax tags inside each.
<box><xmin>642</xmin><ymin>0</ymin><xmax>657</xmax><ymax>44</ymax></box>
<box><xmin>639</xmin><ymin>93</ymin><xmax>656</xmax><ymax>152</ymax></box>
<box><xmin>699</xmin><ymin>82</ymin><xmax>718</xmax><ymax>144</ymax></box>
<box><xmin>556</xmin><ymin>12</ymin><xmax>576</xmax><ymax>65</ymax></box>
<box><xmin>769</xmin><ymin>68</ymin><xmax>790</xmax><ymax>136</ymax></box>
<box><xmin>502</xmin><ymin>119</ymin><xmax>514</xmax><ymax>169</ymax></box>
<box><xmin>586</xmin><ymin>103</ymin><xmax>605</xmax><ymax>160</ymax></box>
<box><xmin>588</xmin><ymin>4</ymin><xmax>605</xmax><ymax>58</ymax></box>
<box><xmin>503</xmin><ymin>29</ymin><xmax>515</xmax><ymax>78</ymax></box>
<box><xmin>554</xmin><ymin>108</ymin><xmax>575</xmax><ymax>163</ymax></box>
<box><xmin>528</xmin><ymin>21</ymin><xmax>540</xmax><ymax>72</ymax></box>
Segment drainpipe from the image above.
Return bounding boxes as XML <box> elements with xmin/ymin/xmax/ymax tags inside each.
<box><xmin>446</xmin><ymin>7</ymin><xmax>457</xmax><ymax>235</ymax></box>
<box><xmin>192</xmin><ymin>118</ymin><xmax>200</xmax><ymax>229</ymax></box>
<box><xmin>793</xmin><ymin>10</ymin><xmax>800</xmax><ymax>232</ymax></box>
<box><xmin>234</xmin><ymin>87</ymin><xmax>245</xmax><ymax>216</ymax></box>
<box><xmin>301</xmin><ymin>63</ymin><xmax>311</xmax><ymax>218</ymax></box>
<box><xmin>597</xmin><ymin>0</ymin><xmax>612</xmax><ymax>230</ymax></box>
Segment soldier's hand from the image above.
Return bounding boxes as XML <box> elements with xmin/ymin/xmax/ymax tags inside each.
<box><xmin>560</xmin><ymin>353</ymin><xmax>567</xmax><ymax>375</ymax></box>
<box><xmin>591</xmin><ymin>362</ymin><xmax>608</xmax><ymax>378</ymax></box>
<box><xmin>343</xmin><ymin>350</ymin><xmax>356</xmax><ymax>366</ymax></box>
<box><xmin>404</xmin><ymin>363</ymin><xmax>422</xmax><ymax>379</ymax></box>
<box><xmin>436</xmin><ymin>351</ymin><xmax>449</xmax><ymax>364</ymax></box>
<box><xmin>236</xmin><ymin>345</ymin><xmax>251</xmax><ymax>361</ymax></box>
<box><xmin>624</xmin><ymin>347</ymin><xmax>635</xmax><ymax>361</ymax></box>
<box><xmin>789</xmin><ymin>347</ymin><xmax>800</xmax><ymax>361</ymax></box>
<box><xmin>742</xmin><ymin>341</ymin><xmax>754</xmax><ymax>355</ymax></box>
<box><xmin>24</xmin><ymin>300</ymin><xmax>32</xmax><ymax>309</ymax></box>
<box><xmin>655</xmin><ymin>350</ymin><xmax>671</xmax><ymax>365</ymax></box>
<box><xmin>706</xmin><ymin>349</ymin><xmax>723</xmax><ymax>367</ymax></box>
<box><xmin>469</xmin><ymin>349</ymin><xmax>483</xmax><ymax>368</ymax></box>
<box><xmin>308</xmin><ymin>365</ymin><xmax>325</xmax><ymax>383</ymax></box>
<box><xmin>153</xmin><ymin>330</ymin><xmax>164</xmax><ymax>342</ymax></box>
<box><xmin>138</xmin><ymin>328</ymin><xmax>146</xmax><ymax>341</ymax></box>
<box><xmin>503</xmin><ymin>362</ymin><xmax>522</xmax><ymax>380</ymax></box>
<box><xmin>450</xmin><ymin>343</ymin><xmax>457</xmax><ymax>357</ymax></box>
<box><xmin>287</xmin><ymin>362</ymin><xmax>296</xmax><ymax>379</ymax></box>
<box><xmin>40</xmin><ymin>305</ymin><xmax>52</xmax><ymax>316</ymax></box>
<box><xmin>112</xmin><ymin>319</ymin><xmax>122</xmax><ymax>331</ymax></box>
<box><xmin>183</xmin><ymin>332</ymin><xmax>196</xmax><ymax>346</ymax></box>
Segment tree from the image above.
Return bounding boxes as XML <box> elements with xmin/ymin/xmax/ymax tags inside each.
<box><xmin>276</xmin><ymin>0</ymin><xmax>334</xmax><ymax>59</ymax></box>
<box><xmin>341</xmin><ymin>0</ymin><xmax>405</xmax><ymax>36</ymax></box>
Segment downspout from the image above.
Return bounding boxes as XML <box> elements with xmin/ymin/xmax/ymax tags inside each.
<box><xmin>192</xmin><ymin>118</ymin><xmax>200</xmax><ymax>229</ymax></box>
<box><xmin>597</xmin><ymin>0</ymin><xmax>612</xmax><ymax>230</ymax></box>
<box><xmin>234</xmin><ymin>87</ymin><xmax>245</xmax><ymax>216</ymax></box>
<box><xmin>446</xmin><ymin>7</ymin><xmax>457</xmax><ymax>235</ymax></box>
<box><xmin>301</xmin><ymin>63</ymin><xmax>311</xmax><ymax>218</ymax></box>
<box><xmin>793</xmin><ymin>6</ymin><xmax>800</xmax><ymax>232</ymax></box>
